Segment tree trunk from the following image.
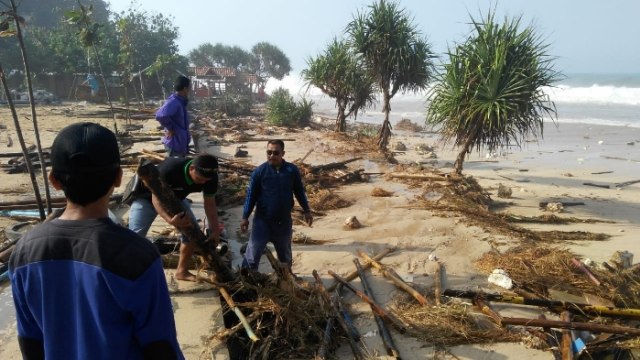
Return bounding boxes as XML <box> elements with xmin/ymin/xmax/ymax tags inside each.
<box><xmin>0</xmin><ymin>63</ymin><xmax>45</xmax><ymax>220</ymax></box>
<box><xmin>10</xmin><ymin>0</ymin><xmax>52</xmax><ymax>215</ymax></box>
<box><xmin>91</xmin><ymin>45</ymin><xmax>118</xmax><ymax>134</ymax></box>
<box><xmin>336</xmin><ymin>105</ymin><xmax>346</xmax><ymax>132</ymax></box>
<box><xmin>454</xmin><ymin>136</ymin><xmax>474</xmax><ymax>175</ymax></box>
<box><xmin>377</xmin><ymin>90</ymin><xmax>392</xmax><ymax>150</ymax></box>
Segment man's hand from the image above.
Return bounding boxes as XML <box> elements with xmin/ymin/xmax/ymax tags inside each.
<box><xmin>168</xmin><ymin>212</ymin><xmax>192</xmax><ymax>228</ymax></box>
<box><xmin>304</xmin><ymin>211</ymin><xmax>313</xmax><ymax>227</ymax></box>
<box><xmin>240</xmin><ymin>219</ymin><xmax>249</xmax><ymax>233</ymax></box>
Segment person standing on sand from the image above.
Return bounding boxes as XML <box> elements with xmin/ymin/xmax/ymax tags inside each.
<box><xmin>128</xmin><ymin>154</ymin><xmax>221</xmax><ymax>282</ymax></box>
<box><xmin>8</xmin><ymin>122</ymin><xmax>183</xmax><ymax>360</ymax></box>
<box><xmin>157</xmin><ymin>75</ymin><xmax>191</xmax><ymax>157</ymax></box>
<box><xmin>240</xmin><ymin>140</ymin><xmax>313</xmax><ymax>272</ymax></box>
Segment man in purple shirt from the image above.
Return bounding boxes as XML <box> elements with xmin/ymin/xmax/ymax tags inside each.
<box><xmin>157</xmin><ymin>75</ymin><xmax>191</xmax><ymax>157</ymax></box>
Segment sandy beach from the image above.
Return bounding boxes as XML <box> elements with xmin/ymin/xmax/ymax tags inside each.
<box><xmin>1</xmin><ymin>103</ymin><xmax>640</xmax><ymax>359</ymax></box>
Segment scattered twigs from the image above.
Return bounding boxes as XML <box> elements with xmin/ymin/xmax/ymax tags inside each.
<box><xmin>326</xmin><ymin>247</ymin><xmax>394</xmax><ymax>292</ymax></box>
<box><xmin>329</xmin><ymin>269</ymin><xmax>407</xmax><ymax>334</ymax></box>
<box><xmin>353</xmin><ymin>259</ymin><xmax>400</xmax><ymax>358</ymax></box>
<box><xmin>218</xmin><ymin>286</ymin><xmax>259</xmax><ymax>342</ymax></box>
<box><xmin>297</xmin><ymin>148</ymin><xmax>314</xmax><ymax>164</ymax></box>
<box><xmin>615</xmin><ymin>179</ymin><xmax>640</xmax><ymax>188</ymax></box>
<box><xmin>443</xmin><ymin>290</ymin><xmax>640</xmax><ymax>319</ymax></box>
<box><xmin>311</xmin><ymin>157</ymin><xmax>362</xmax><ymax>173</ymax></box>
<box><xmin>571</xmin><ymin>258</ymin><xmax>601</xmax><ymax>286</ymax></box>
<box><xmin>357</xmin><ymin>249</ymin><xmax>428</xmax><ymax>305</ymax></box>
<box><xmin>141</xmin><ymin>148</ymin><xmax>166</xmax><ymax>162</ymax></box>
<box><xmin>210</xmin><ymin>311</ymin><xmax>261</xmax><ymax>341</ymax></box>
<box><xmin>583</xmin><ymin>182</ymin><xmax>610</xmax><ymax>189</ymax></box>
<box><xmin>316</xmin><ymin>314</ymin><xmax>334</xmax><ymax>360</ymax></box>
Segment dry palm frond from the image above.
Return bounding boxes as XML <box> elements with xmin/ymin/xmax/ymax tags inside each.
<box><xmin>371</xmin><ymin>187</ymin><xmax>393</xmax><ymax>197</ymax></box>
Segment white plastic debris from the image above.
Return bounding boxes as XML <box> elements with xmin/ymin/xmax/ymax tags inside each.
<box><xmin>488</xmin><ymin>269</ymin><xmax>513</xmax><ymax>289</ymax></box>
<box><xmin>363</xmin><ymin>330</ymin><xmax>378</xmax><ymax>338</ymax></box>
<box><xmin>344</xmin><ymin>216</ymin><xmax>361</xmax><ymax>229</ymax></box>
<box><xmin>545</xmin><ymin>202</ymin><xmax>564</xmax><ymax>213</ymax></box>
<box><xmin>598</xmin><ymin>140</ymin><xmax>604</xmax><ymax>145</ymax></box>
<box><xmin>428</xmin><ymin>254</ymin><xmax>438</xmax><ymax>262</ymax></box>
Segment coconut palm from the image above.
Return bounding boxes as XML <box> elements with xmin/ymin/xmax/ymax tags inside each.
<box><xmin>426</xmin><ymin>12</ymin><xmax>561</xmax><ymax>175</ymax></box>
<box><xmin>347</xmin><ymin>0</ymin><xmax>433</xmax><ymax>150</ymax></box>
<box><xmin>302</xmin><ymin>38</ymin><xmax>376</xmax><ymax>132</ymax></box>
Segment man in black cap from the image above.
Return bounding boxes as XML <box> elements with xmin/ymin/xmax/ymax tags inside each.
<box><xmin>9</xmin><ymin>122</ymin><xmax>183</xmax><ymax>359</ymax></box>
<box><xmin>157</xmin><ymin>75</ymin><xmax>191</xmax><ymax>157</ymax></box>
<box><xmin>128</xmin><ymin>154</ymin><xmax>220</xmax><ymax>282</ymax></box>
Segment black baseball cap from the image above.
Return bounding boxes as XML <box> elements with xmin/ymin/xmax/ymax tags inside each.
<box><xmin>51</xmin><ymin>122</ymin><xmax>120</xmax><ymax>174</ymax></box>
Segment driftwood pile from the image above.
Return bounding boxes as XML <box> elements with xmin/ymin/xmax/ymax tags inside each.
<box><xmin>0</xmin><ymin>145</ymin><xmax>50</xmax><ymax>174</ymax></box>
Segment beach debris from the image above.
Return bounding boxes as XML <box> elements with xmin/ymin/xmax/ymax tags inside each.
<box><xmin>371</xmin><ymin>187</ymin><xmax>393</xmax><ymax>197</ymax></box>
<box><xmin>544</xmin><ymin>202</ymin><xmax>564</xmax><ymax>213</ymax></box>
<box><xmin>395</xmin><ymin>118</ymin><xmax>423</xmax><ymax>132</ymax></box>
<box><xmin>497</xmin><ymin>183</ymin><xmax>512</xmax><ymax>198</ymax></box>
<box><xmin>571</xmin><ymin>258</ymin><xmax>601</xmax><ymax>286</ymax></box>
<box><xmin>415</xmin><ymin>143</ymin><xmax>434</xmax><ymax>154</ymax></box>
<box><xmin>326</xmin><ymin>247</ymin><xmax>395</xmax><ymax>292</ymax></box>
<box><xmin>583</xmin><ymin>182</ymin><xmax>610</xmax><ymax>189</ymax></box>
<box><xmin>394</xmin><ymin>141</ymin><xmax>407</xmax><ymax>151</ymax></box>
<box><xmin>233</xmin><ymin>146</ymin><xmax>248</xmax><ymax>157</ymax></box>
<box><xmin>615</xmin><ymin>178</ymin><xmax>640</xmax><ymax>188</ymax></box>
<box><xmin>538</xmin><ymin>201</ymin><xmax>585</xmax><ymax>208</ymax></box>
<box><xmin>428</xmin><ymin>254</ymin><xmax>438</xmax><ymax>262</ymax></box>
<box><xmin>344</xmin><ymin>215</ymin><xmax>361</xmax><ymax>229</ymax></box>
<box><xmin>562</xmin><ymin>172</ymin><xmax>574</xmax><ymax>177</ymax></box>
<box><xmin>488</xmin><ymin>269</ymin><xmax>513</xmax><ymax>289</ymax></box>
<box><xmin>592</xmin><ymin>170</ymin><xmax>613</xmax><ymax>175</ymax></box>
<box><xmin>598</xmin><ymin>140</ymin><xmax>604</xmax><ymax>145</ymax></box>
<box><xmin>626</xmin><ymin>141</ymin><xmax>635</xmax><ymax>146</ymax></box>
<box><xmin>610</xmin><ymin>250</ymin><xmax>634</xmax><ymax>269</ymax></box>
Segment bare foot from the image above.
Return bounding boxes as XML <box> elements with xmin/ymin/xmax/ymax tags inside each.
<box><xmin>175</xmin><ymin>271</ymin><xmax>197</xmax><ymax>282</ymax></box>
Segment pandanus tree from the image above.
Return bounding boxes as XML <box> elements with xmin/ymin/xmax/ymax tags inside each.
<box><xmin>302</xmin><ymin>38</ymin><xmax>376</xmax><ymax>132</ymax></box>
<box><xmin>347</xmin><ymin>0</ymin><xmax>433</xmax><ymax>150</ymax></box>
<box><xmin>426</xmin><ymin>12</ymin><xmax>561</xmax><ymax>175</ymax></box>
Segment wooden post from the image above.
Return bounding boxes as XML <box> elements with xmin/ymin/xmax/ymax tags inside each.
<box><xmin>326</xmin><ymin>247</ymin><xmax>394</xmax><ymax>292</ymax></box>
<box><xmin>136</xmin><ymin>159</ymin><xmax>234</xmax><ymax>282</ymax></box>
<box><xmin>434</xmin><ymin>262</ymin><xmax>443</xmax><ymax>306</ymax></box>
<box><xmin>561</xmin><ymin>311</ymin><xmax>573</xmax><ymax>360</ymax></box>
<box><xmin>328</xmin><ymin>269</ymin><xmax>407</xmax><ymax>334</ymax></box>
<box><xmin>353</xmin><ymin>259</ymin><xmax>400</xmax><ymax>358</ymax></box>
<box><xmin>357</xmin><ymin>249</ymin><xmax>428</xmax><ymax>305</ymax></box>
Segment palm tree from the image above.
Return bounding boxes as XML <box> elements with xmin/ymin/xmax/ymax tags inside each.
<box><xmin>347</xmin><ymin>0</ymin><xmax>433</xmax><ymax>150</ymax></box>
<box><xmin>426</xmin><ymin>12</ymin><xmax>561</xmax><ymax>175</ymax></box>
<box><xmin>302</xmin><ymin>38</ymin><xmax>376</xmax><ymax>132</ymax></box>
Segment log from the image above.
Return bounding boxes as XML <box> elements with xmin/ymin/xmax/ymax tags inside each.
<box><xmin>219</xmin><ymin>286</ymin><xmax>259</xmax><ymax>342</ymax></box>
<box><xmin>500</xmin><ymin>316</ymin><xmax>640</xmax><ymax>335</ymax></box>
<box><xmin>571</xmin><ymin>258</ymin><xmax>601</xmax><ymax>286</ymax></box>
<box><xmin>0</xmin><ymin>151</ymin><xmax>48</xmax><ymax>158</ymax></box>
<box><xmin>474</xmin><ymin>297</ymin><xmax>503</xmax><ymax>326</ymax></box>
<box><xmin>357</xmin><ymin>249</ymin><xmax>428</xmax><ymax>305</ymax></box>
<box><xmin>311</xmin><ymin>157</ymin><xmax>362</xmax><ymax>173</ymax></box>
<box><xmin>312</xmin><ymin>271</ymin><xmax>362</xmax><ymax>342</ymax></box>
<box><xmin>136</xmin><ymin>159</ymin><xmax>234</xmax><ymax>282</ymax></box>
<box><xmin>443</xmin><ymin>290</ymin><xmax>640</xmax><ymax>319</ymax></box>
<box><xmin>538</xmin><ymin>201</ymin><xmax>585</xmax><ymax>208</ymax></box>
<box><xmin>388</xmin><ymin>173</ymin><xmax>452</xmax><ymax>181</ymax></box>
<box><xmin>326</xmin><ymin>247</ymin><xmax>394</xmax><ymax>292</ymax></box>
<box><xmin>353</xmin><ymin>259</ymin><xmax>400</xmax><ymax>358</ymax></box>
<box><xmin>315</xmin><ymin>314</ymin><xmax>335</xmax><ymax>360</ymax></box>
<box><xmin>583</xmin><ymin>182</ymin><xmax>610</xmax><ymax>189</ymax></box>
<box><xmin>615</xmin><ymin>179</ymin><xmax>640</xmax><ymax>188</ymax></box>
<box><xmin>561</xmin><ymin>311</ymin><xmax>573</xmax><ymax>360</ymax></box>
<box><xmin>328</xmin><ymin>269</ymin><xmax>407</xmax><ymax>334</ymax></box>
<box><xmin>434</xmin><ymin>262</ymin><xmax>443</xmax><ymax>306</ymax></box>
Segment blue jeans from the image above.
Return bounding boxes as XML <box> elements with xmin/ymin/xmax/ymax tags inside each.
<box><xmin>242</xmin><ymin>216</ymin><xmax>292</xmax><ymax>270</ymax></box>
<box><xmin>128</xmin><ymin>197</ymin><xmax>196</xmax><ymax>242</ymax></box>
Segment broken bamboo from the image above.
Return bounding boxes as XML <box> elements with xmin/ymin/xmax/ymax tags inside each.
<box><xmin>328</xmin><ymin>269</ymin><xmax>407</xmax><ymax>334</ymax></box>
<box><xmin>353</xmin><ymin>259</ymin><xmax>400</xmax><ymax>358</ymax></box>
<box><xmin>136</xmin><ymin>159</ymin><xmax>234</xmax><ymax>282</ymax></box>
<box><xmin>218</xmin><ymin>286</ymin><xmax>259</xmax><ymax>342</ymax></box>
<box><xmin>443</xmin><ymin>290</ymin><xmax>640</xmax><ymax>319</ymax></box>
<box><xmin>500</xmin><ymin>316</ymin><xmax>640</xmax><ymax>336</ymax></box>
<box><xmin>357</xmin><ymin>249</ymin><xmax>428</xmax><ymax>305</ymax></box>
<box><xmin>326</xmin><ymin>247</ymin><xmax>395</xmax><ymax>292</ymax></box>
<box><xmin>388</xmin><ymin>173</ymin><xmax>453</xmax><ymax>181</ymax></box>
<box><xmin>312</xmin><ymin>271</ymin><xmax>362</xmax><ymax>343</ymax></box>
<box><xmin>571</xmin><ymin>258</ymin><xmax>601</xmax><ymax>286</ymax></box>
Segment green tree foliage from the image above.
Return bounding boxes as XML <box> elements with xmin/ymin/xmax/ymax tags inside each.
<box><xmin>250</xmin><ymin>42</ymin><xmax>291</xmax><ymax>85</ymax></box>
<box><xmin>188</xmin><ymin>43</ymin><xmax>251</xmax><ymax>70</ymax></box>
<box><xmin>347</xmin><ymin>0</ymin><xmax>434</xmax><ymax>150</ymax></box>
<box><xmin>302</xmin><ymin>38</ymin><xmax>375</xmax><ymax>132</ymax></box>
<box><xmin>266</xmin><ymin>87</ymin><xmax>313</xmax><ymax>127</ymax></box>
<box><xmin>426</xmin><ymin>12</ymin><xmax>561</xmax><ymax>175</ymax></box>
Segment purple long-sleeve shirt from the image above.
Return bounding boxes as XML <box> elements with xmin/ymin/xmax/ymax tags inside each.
<box><xmin>156</xmin><ymin>93</ymin><xmax>190</xmax><ymax>155</ymax></box>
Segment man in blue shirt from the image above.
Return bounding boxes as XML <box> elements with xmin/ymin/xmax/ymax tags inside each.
<box><xmin>9</xmin><ymin>122</ymin><xmax>183</xmax><ymax>360</ymax></box>
<box><xmin>240</xmin><ymin>140</ymin><xmax>313</xmax><ymax>272</ymax></box>
<box><xmin>157</xmin><ymin>75</ymin><xmax>191</xmax><ymax>157</ymax></box>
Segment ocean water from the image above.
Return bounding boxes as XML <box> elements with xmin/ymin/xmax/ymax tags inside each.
<box><xmin>266</xmin><ymin>73</ymin><xmax>640</xmax><ymax>128</ymax></box>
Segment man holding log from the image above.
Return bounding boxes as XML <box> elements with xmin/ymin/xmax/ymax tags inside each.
<box><xmin>9</xmin><ymin>122</ymin><xmax>183</xmax><ymax>359</ymax></box>
<box><xmin>128</xmin><ymin>154</ymin><xmax>220</xmax><ymax>281</ymax></box>
<box><xmin>240</xmin><ymin>140</ymin><xmax>313</xmax><ymax>272</ymax></box>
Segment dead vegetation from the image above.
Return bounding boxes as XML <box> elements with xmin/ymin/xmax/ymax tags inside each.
<box><xmin>394</xmin><ymin>118</ymin><xmax>424</xmax><ymax>132</ymax></box>
<box><xmin>371</xmin><ymin>187</ymin><xmax>393</xmax><ymax>197</ymax></box>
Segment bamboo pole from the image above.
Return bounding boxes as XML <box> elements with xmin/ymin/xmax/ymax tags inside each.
<box><xmin>315</xmin><ymin>315</ymin><xmax>334</xmax><ymax>360</ymax></box>
<box><xmin>210</xmin><ymin>311</ymin><xmax>261</xmax><ymax>341</ymax></box>
<box><xmin>474</xmin><ymin>297</ymin><xmax>503</xmax><ymax>326</ymax></box>
<box><xmin>388</xmin><ymin>173</ymin><xmax>455</xmax><ymax>181</ymax></box>
<box><xmin>353</xmin><ymin>259</ymin><xmax>400</xmax><ymax>358</ymax></box>
<box><xmin>326</xmin><ymin>247</ymin><xmax>394</xmax><ymax>292</ymax></box>
<box><xmin>357</xmin><ymin>249</ymin><xmax>428</xmax><ymax>305</ymax></box>
<box><xmin>328</xmin><ymin>270</ymin><xmax>407</xmax><ymax>334</ymax></box>
<box><xmin>571</xmin><ymin>258</ymin><xmax>601</xmax><ymax>286</ymax></box>
<box><xmin>500</xmin><ymin>316</ymin><xmax>640</xmax><ymax>336</ymax></box>
<box><xmin>434</xmin><ymin>262</ymin><xmax>443</xmax><ymax>306</ymax></box>
<box><xmin>312</xmin><ymin>271</ymin><xmax>362</xmax><ymax>359</ymax></box>
<box><xmin>561</xmin><ymin>311</ymin><xmax>573</xmax><ymax>360</ymax></box>
<box><xmin>136</xmin><ymin>159</ymin><xmax>234</xmax><ymax>282</ymax></box>
<box><xmin>442</xmin><ymin>290</ymin><xmax>640</xmax><ymax>319</ymax></box>
<box><xmin>218</xmin><ymin>287</ymin><xmax>259</xmax><ymax>342</ymax></box>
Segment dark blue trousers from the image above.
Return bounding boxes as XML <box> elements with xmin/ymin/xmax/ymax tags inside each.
<box><xmin>242</xmin><ymin>216</ymin><xmax>292</xmax><ymax>270</ymax></box>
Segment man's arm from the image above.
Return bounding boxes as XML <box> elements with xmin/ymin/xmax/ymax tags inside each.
<box><xmin>155</xmin><ymin>100</ymin><xmax>178</xmax><ymax>131</ymax></box>
<box><xmin>240</xmin><ymin>169</ymin><xmax>261</xmax><ymax>231</ymax></box>
<box><xmin>203</xmin><ymin>196</ymin><xmax>220</xmax><ymax>242</ymax></box>
<box><xmin>291</xmin><ymin>165</ymin><xmax>313</xmax><ymax>226</ymax></box>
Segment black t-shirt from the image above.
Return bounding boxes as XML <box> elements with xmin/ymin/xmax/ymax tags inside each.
<box><xmin>139</xmin><ymin>157</ymin><xmax>217</xmax><ymax>200</ymax></box>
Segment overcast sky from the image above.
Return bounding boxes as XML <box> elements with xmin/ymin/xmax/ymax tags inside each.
<box><xmin>107</xmin><ymin>0</ymin><xmax>640</xmax><ymax>74</ymax></box>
